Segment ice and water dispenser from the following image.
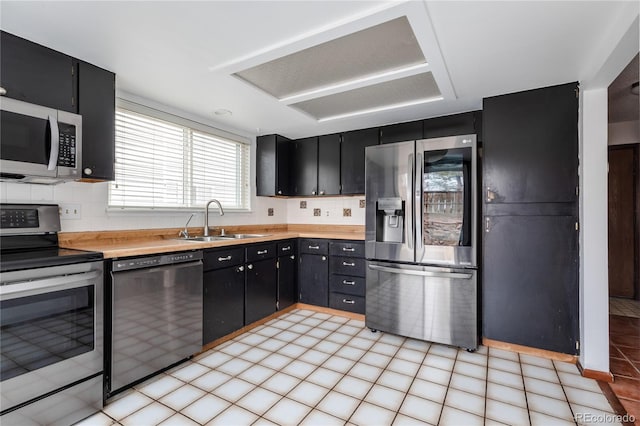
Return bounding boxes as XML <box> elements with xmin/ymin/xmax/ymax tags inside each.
<box><xmin>376</xmin><ymin>197</ymin><xmax>404</xmax><ymax>243</ymax></box>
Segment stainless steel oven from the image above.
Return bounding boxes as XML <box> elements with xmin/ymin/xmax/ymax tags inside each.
<box><xmin>0</xmin><ymin>204</ymin><xmax>103</xmax><ymax>426</ymax></box>
<box><xmin>1</xmin><ymin>97</ymin><xmax>82</xmax><ymax>184</ymax></box>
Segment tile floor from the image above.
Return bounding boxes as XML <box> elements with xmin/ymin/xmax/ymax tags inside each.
<box><xmin>609</xmin><ymin>313</ymin><xmax>640</xmax><ymax>423</ymax></box>
<box><xmin>79</xmin><ymin>309</ymin><xmax>623</xmax><ymax>426</ymax></box>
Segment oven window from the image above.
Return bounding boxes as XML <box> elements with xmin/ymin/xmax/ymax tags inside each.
<box><xmin>422</xmin><ymin>147</ymin><xmax>472</xmax><ymax>247</ymax></box>
<box><xmin>0</xmin><ymin>111</ymin><xmax>50</xmax><ymax>165</ymax></box>
<box><xmin>0</xmin><ymin>286</ymin><xmax>94</xmax><ymax>381</ymax></box>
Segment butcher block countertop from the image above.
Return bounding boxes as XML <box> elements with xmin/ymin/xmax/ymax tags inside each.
<box><xmin>59</xmin><ymin>224</ymin><xmax>365</xmax><ymax>259</ymax></box>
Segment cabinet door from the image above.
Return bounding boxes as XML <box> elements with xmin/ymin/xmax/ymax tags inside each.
<box><xmin>298</xmin><ymin>253</ymin><xmax>329</xmax><ymax>307</ymax></box>
<box><xmin>422</xmin><ymin>111</ymin><xmax>479</xmax><ymax>140</ymax></box>
<box><xmin>0</xmin><ymin>31</ymin><xmax>76</xmax><ymax>112</ymax></box>
<box><xmin>483</xmin><ymin>83</ymin><xmax>578</xmax><ymax>204</ymax></box>
<box><xmin>246</xmin><ymin>258</ymin><xmax>277</xmax><ymax>325</ymax></box>
<box><xmin>380</xmin><ymin>120</ymin><xmax>423</xmax><ymax>144</ymax></box>
<box><xmin>318</xmin><ymin>134</ymin><xmax>341</xmax><ymax>195</ymax></box>
<box><xmin>78</xmin><ymin>61</ymin><xmax>115</xmax><ymax>180</ymax></box>
<box><xmin>483</xmin><ymin>214</ymin><xmax>578</xmax><ymax>354</ymax></box>
<box><xmin>341</xmin><ymin>127</ymin><xmax>379</xmax><ymax>194</ymax></box>
<box><xmin>278</xmin><ymin>254</ymin><xmax>297</xmax><ymax>310</ymax></box>
<box><xmin>290</xmin><ymin>137</ymin><xmax>318</xmax><ymax>196</ymax></box>
<box><xmin>256</xmin><ymin>134</ymin><xmax>291</xmax><ymax>196</ymax></box>
<box><xmin>203</xmin><ymin>265</ymin><xmax>245</xmax><ymax>345</ymax></box>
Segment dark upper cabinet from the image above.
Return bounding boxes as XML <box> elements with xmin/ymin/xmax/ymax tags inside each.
<box><xmin>483</xmin><ymin>214</ymin><xmax>578</xmax><ymax>354</ymax></box>
<box><xmin>483</xmin><ymin>83</ymin><xmax>578</xmax><ymax>204</ymax></box>
<box><xmin>341</xmin><ymin>127</ymin><xmax>379</xmax><ymax>194</ymax></box>
<box><xmin>290</xmin><ymin>137</ymin><xmax>318</xmax><ymax>196</ymax></box>
<box><xmin>256</xmin><ymin>134</ymin><xmax>291</xmax><ymax>196</ymax></box>
<box><xmin>318</xmin><ymin>134</ymin><xmax>341</xmax><ymax>196</ymax></box>
<box><xmin>423</xmin><ymin>111</ymin><xmax>481</xmax><ymax>140</ymax></box>
<box><xmin>78</xmin><ymin>61</ymin><xmax>115</xmax><ymax>180</ymax></box>
<box><xmin>0</xmin><ymin>31</ymin><xmax>76</xmax><ymax>113</ymax></box>
<box><xmin>380</xmin><ymin>121</ymin><xmax>422</xmax><ymax>144</ymax></box>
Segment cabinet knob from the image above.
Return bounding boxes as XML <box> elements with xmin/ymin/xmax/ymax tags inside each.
<box><xmin>84</xmin><ymin>167</ymin><xmax>93</xmax><ymax>175</ymax></box>
<box><xmin>320</xmin><ymin>191</ymin><xmax>325</xmax><ymax>195</ymax></box>
<box><xmin>247</xmin><ymin>264</ymin><xmax>253</xmax><ymax>270</ymax></box>
<box><xmin>238</xmin><ymin>266</ymin><xmax>244</xmax><ymax>272</ymax></box>
<box><xmin>322</xmin><ymin>256</ymin><xmax>326</xmax><ymax>261</ymax></box>
<box><xmin>277</xmin><ymin>190</ymin><xmax>282</xmax><ymax>195</ymax></box>
<box><xmin>0</xmin><ymin>87</ymin><xmax>6</xmax><ymax>96</ymax></box>
<box><xmin>290</xmin><ymin>255</ymin><xmax>295</xmax><ymax>260</ymax></box>
<box><xmin>312</xmin><ymin>191</ymin><xmax>316</xmax><ymax>195</ymax></box>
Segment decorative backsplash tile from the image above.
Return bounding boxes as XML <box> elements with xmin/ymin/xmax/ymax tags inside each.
<box><xmin>300</xmin><ymin>201</ymin><xmax>307</xmax><ymax>209</ymax></box>
<box><xmin>267</xmin><ymin>208</ymin><xmax>274</xmax><ymax>216</ymax></box>
<box><xmin>343</xmin><ymin>208</ymin><xmax>352</xmax><ymax>217</ymax></box>
<box><xmin>359</xmin><ymin>199</ymin><xmax>365</xmax><ymax>208</ymax></box>
<box><xmin>313</xmin><ymin>208</ymin><xmax>321</xmax><ymax>217</ymax></box>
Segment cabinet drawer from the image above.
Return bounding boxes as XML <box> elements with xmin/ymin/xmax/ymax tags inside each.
<box><xmin>246</xmin><ymin>242</ymin><xmax>276</xmax><ymax>262</ymax></box>
<box><xmin>329</xmin><ymin>241</ymin><xmax>364</xmax><ymax>258</ymax></box>
<box><xmin>329</xmin><ymin>275</ymin><xmax>365</xmax><ymax>297</ymax></box>
<box><xmin>299</xmin><ymin>239</ymin><xmax>329</xmax><ymax>255</ymax></box>
<box><xmin>277</xmin><ymin>240</ymin><xmax>297</xmax><ymax>256</ymax></box>
<box><xmin>203</xmin><ymin>247</ymin><xmax>245</xmax><ymax>271</ymax></box>
<box><xmin>329</xmin><ymin>293</ymin><xmax>365</xmax><ymax>314</ymax></box>
<box><xmin>330</xmin><ymin>256</ymin><xmax>366</xmax><ymax>277</ymax></box>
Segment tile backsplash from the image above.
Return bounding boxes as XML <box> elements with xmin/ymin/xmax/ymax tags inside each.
<box><xmin>0</xmin><ymin>182</ymin><xmax>365</xmax><ymax>232</ymax></box>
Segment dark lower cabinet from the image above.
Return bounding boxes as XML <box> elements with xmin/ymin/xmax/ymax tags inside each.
<box><xmin>277</xmin><ymin>240</ymin><xmax>297</xmax><ymax>310</ymax></box>
<box><xmin>298</xmin><ymin>252</ymin><xmax>329</xmax><ymax>307</ymax></box>
<box><xmin>203</xmin><ymin>265</ymin><xmax>245</xmax><ymax>345</ymax></box>
<box><xmin>483</xmin><ymin>215</ymin><xmax>578</xmax><ymax>354</ymax></box>
<box><xmin>78</xmin><ymin>61</ymin><xmax>115</xmax><ymax>180</ymax></box>
<box><xmin>329</xmin><ymin>241</ymin><xmax>365</xmax><ymax>314</ymax></box>
<box><xmin>245</xmin><ymin>258</ymin><xmax>277</xmax><ymax>325</ymax></box>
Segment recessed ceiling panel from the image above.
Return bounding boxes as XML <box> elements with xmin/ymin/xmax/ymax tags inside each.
<box><xmin>291</xmin><ymin>72</ymin><xmax>441</xmax><ymax>120</ymax></box>
<box><xmin>234</xmin><ymin>16</ymin><xmax>426</xmax><ymax>99</ymax></box>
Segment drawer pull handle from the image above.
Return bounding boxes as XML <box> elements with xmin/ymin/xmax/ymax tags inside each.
<box><xmin>218</xmin><ymin>256</ymin><xmax>232</xmax><ymax>261</ymax></box>
<box><xmin>257</xmin><ymin>250</ymin><xmax>268</xmax><ymax>255</ymax></box>
<box><xmin>343</xmin><ymin>280</ymin><xmax>355</xmax><ymax>285</ymax></box>
<box><xmin>281</xmin><ymin>246</ymin><xmax>291</xmax><ymax>251</ymax></box>
<box><xmin>342</xmin><ymin>299</ymin><xmax>355</xmax><ymax>304</ymax></box>
<box><xmin>309</xmin><ymin>245</ymin><xmax>320</xmax><ymax>250</ymax></box>
<box><xmin>342</xmin><ymin>261</ymin><xmax>356</xmax><ymax>267</ymax></box>
<box><xmin>342</xmin><ymin>247</ymin><xmax>355</xmax><ymax>252</ymax></box>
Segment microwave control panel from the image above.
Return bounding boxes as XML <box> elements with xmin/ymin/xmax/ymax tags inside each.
<box><xmin>57</xmin><ymin>123</ymin><xmax>76</xmax><ymax>168</ymax></box>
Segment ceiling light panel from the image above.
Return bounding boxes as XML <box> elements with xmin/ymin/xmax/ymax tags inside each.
<box><xmin>291</xmin><ymin>72</ymin><xmax>441</xmax><ymax>120</ymax></box>
<box><xmin>233</xmin><ymin>16</ymin><xmax>426</xmax><ymax>99</ymax></box>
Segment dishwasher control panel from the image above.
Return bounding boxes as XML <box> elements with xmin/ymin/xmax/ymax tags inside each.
<box><xmin>112</xmin><ymin>251</ymin><xmax>203</xmax><ymax>272</ymax></box>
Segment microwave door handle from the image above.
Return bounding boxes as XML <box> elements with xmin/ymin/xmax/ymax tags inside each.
<box><xmin>47</xmin><ymin>115</ymin><xmax>59</xmax><ymax>171</ymax></box>
<box><xmin>407</xmin><ymin>153</ymin><xmax>414</xmax><ymax>250</ymax></box>
<box><xmin>0</xmin><ymin>270</ymin><xmax>101</xmax><ymax>301</ymax></box>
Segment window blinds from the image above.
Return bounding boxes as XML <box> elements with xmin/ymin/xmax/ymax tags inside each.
<box><xmin>109</xmin><ymin>108</ymin><xmax>250</xmax><ymax>210</ymax></box>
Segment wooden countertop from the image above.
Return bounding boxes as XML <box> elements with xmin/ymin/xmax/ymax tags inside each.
<box><xmin>60</xmin><ymin>224</ymin><xmax>364</xmax><ymax>259</ymax></box>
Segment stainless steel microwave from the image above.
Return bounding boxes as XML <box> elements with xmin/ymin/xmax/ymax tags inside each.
<box><xmin>1</xmin><ymin>97</ymin><xmax>82</xmax><ymax>184</ymax></box>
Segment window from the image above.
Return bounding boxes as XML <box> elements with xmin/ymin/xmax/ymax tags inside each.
<box><xmin>109</xmin><ymin>107</ymin><xmax>250</xmax><ymax>210</ymax></box>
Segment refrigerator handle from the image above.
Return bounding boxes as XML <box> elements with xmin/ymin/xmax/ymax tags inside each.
<box><xmin>368</xmin><ymin>263</ymin><xmax>473</xmax><ymax>280</ymax></box>
<box><xmin>415</xmin><ymin>153</ymin><xmax>423</xmax><ymax>254</ymax></box>
<box><xmin>407</xmin><ymin>153</ymin><xmax>414</xmax><ymax>249</ymax></box>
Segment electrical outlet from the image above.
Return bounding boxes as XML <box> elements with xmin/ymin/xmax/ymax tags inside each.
<box><xmin>59</xmin><ymin>203</ymin><xmax>82</xmax><ymax>220</ymax></box>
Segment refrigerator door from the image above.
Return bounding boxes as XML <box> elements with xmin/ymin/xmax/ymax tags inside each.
<box><xmin>365</xmin><ymin>141</ymin><xmax>415</xmax><ymax>263</ymax></box>
<box><xmin>415</xmin><ymin>135</ymin><xmax>477</xmax><ymax>267</ymax></box>
<box><xmin>366</xmin><ymin>261</ymin><xmax>477</xmax><ymax>350</ymax></box>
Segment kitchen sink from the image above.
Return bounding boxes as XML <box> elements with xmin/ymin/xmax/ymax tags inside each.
<box><xmin>175</xmin><ymin>233</ymin><xmax>270</xmax><ymax>242</ymax></box>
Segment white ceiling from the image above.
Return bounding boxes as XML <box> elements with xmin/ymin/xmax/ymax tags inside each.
<box><xmin>0</xmin><ymin>1</ymin><xmax>635</xmax><ymax>139</ymax></box>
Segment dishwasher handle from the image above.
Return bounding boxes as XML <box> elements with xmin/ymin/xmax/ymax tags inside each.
<box><xmin>368</xmin><ymin>263</ymin><xmax>473</xmax><ymax>280</ymax></box>
<box><xmin>113</xmin><ymin>259</ymin><xmax>202</xmax><ymax>275</ymax></box>
<box><xmin>112</xmin><ymin>251</ymin><xmax>203</xmax><ymax>272</ymax></box>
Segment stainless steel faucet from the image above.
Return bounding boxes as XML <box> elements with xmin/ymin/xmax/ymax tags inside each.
<box><xmin>204</xmin><ymin>199</ymin><xmax>224</xmax><ymax>236</ymax></box>
<box><xmin>178</xmin><ymin>213</ymin><xmax>196</xmax><ymax>238</ymax></box>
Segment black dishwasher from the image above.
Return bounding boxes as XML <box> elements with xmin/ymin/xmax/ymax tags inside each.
<box><xmin>106</xmin><ymin>251</ymin><xmax>203</xmax><ymax>398</ymax></box>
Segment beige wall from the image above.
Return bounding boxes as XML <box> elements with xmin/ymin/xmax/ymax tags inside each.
<box><xmin>608</xmin><ymin>120</ymin><xmax>639</xmax><ymax>145</ymax></box>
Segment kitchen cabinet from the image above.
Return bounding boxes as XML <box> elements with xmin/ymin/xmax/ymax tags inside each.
<box><xmin>77</xmin><ymin>61</ymin><xmax>115</xmax><ymax>180</ymax></box>
<box><xmin>290</xmin><ymin>137</ymin><xmax>318</xmax><ymax>196</ymax></box>
<box><xmin>277</xmin><ymin>240</ymin><xmax>297</xmax><ymax>310</ymax></box>
<box><xmin>202</xmin><ymin>247</ymin><xmax>245</xmax><ymax>345</ymax></box>
<box><xmin>341</xmin><ymin>127</ymin><xmax>379</xmax><ymax>194</ymax></box>
<box><xmin>245</xmin><ymin>243</ymin><xmax>277</xmax><ymax>325</ymax></box>
<box><xmin>256</xmin><ymin>134</ymin><xmax>291</xmax><ymax>196</ymax></box>
<box><xmin>482</xmin><ymin>82</ymin><xmax>579</xmax><ymax>354</ymax></box>
<box><xmin>423</xmin><ymin>111</ymin><xmax>482</xmax><ymax>141</ymax></box>
<box><xmin>380</xmin><ymin>121</ymin><xmax>422</xmax><ymax>144</ymax></box>
<box><xmin>318</xmin><ymin>134</ymin><xmax>341</xmax><ymax>195</ymax></box>
<box><xmin>298</xmin><ymin>239</ymin><xmax>329</xmax><ymax>307</ymax></box>
<box><xmin>0</xmin><ymin>31</ymin><xmax>76</xmax><ymax>113</ymax></box>
<box><xmin>329</xmin><ymin>241</ymin><xmax>365</xmax><ymax>314</ymax></box>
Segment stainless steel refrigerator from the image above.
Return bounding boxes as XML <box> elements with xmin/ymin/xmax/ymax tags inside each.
<box><xmin>365</xmin><ymin>134</ymin><xmax>478</xmax><ymax>350</ymax></box>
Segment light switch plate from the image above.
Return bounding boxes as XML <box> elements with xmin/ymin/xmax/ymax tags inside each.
<box><xmin>59</xmin><ymin>203</ymin><xmax>82</xmax><ymax>220</ymax></box>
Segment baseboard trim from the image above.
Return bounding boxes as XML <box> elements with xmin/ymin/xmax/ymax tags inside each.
<box><xmin>296</xmin><ymin>303</ymin><xmax>366</xmax><ymax>321</ymax></box>
<box><xmin>578</xmin><ymin>364</ymin><xmax>614</xmax><ymax>383</ymax></box>
<box><xmin>482</xmin><ymin>338</ymin><xmax>578</xmax><ymax>363</ymax></box>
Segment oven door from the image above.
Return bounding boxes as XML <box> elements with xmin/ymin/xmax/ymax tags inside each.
<box><xmin>0</xmin><ymin>261</ymin><xmax>103</xmax><ymax>413</ymax></box>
